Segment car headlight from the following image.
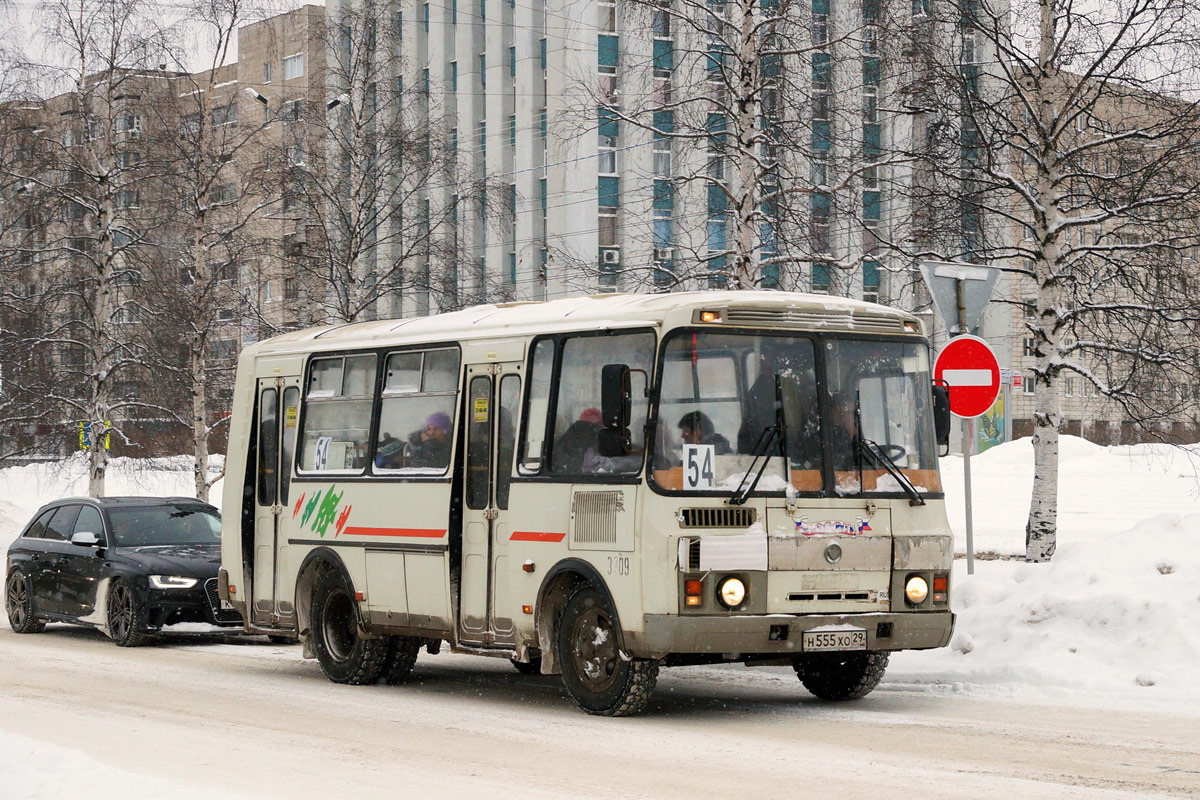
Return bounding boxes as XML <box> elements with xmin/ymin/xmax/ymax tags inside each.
<box><xmin>717</xmin><ymin>576</ymin><xmax>747</xmax><ymax>608</ymax></box>
<box><xmin>149</xmin><ymin>575</ymin><xmax>198</xmax><ymax>590</ymax></box>
<box><xmin>905</xmin><ymin>575</ymin><xmax>929</xmax><ymax>604</ymax></box>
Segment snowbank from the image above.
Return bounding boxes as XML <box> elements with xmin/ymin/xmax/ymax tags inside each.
<box><xmin>0</xmin><ymin>454</ymin><xmax>223</xmax><ymax>547</ymax></box>
<box><xmin>889</xmin><ymin>512</ymin><xmax>1200</xmax><ymax>713</ymax></box>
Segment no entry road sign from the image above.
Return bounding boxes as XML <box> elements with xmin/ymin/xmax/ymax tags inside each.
<box><xmin>935</xmin><ymin>335</ymin><xmax>1000</xmax><ymax>419</ymax></box>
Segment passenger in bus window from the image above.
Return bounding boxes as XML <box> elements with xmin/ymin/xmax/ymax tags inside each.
<box><xmin>375</xmin><ymin>432</ymin><xmax>405</xmax><ymax>469</ymax></box>
<box><xmin>677</xmin><ymin>411</ymin><xmax>731</xmax><ymax>454</ymax></box>
<box><xmin>407</xmin><ymin>412</ymin><xmax>452</xmax><ymax>468</ymax></box>
<box><xmin>553</xmin><ymin>408</ymin><xmax>601</xmax><ymax>474</ymax></box>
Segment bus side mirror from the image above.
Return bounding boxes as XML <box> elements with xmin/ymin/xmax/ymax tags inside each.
<box><xmin>599</xmin><ymin>363</ymin><xmax>632</xmax><ymax>457</ymax></box>
<box><xmin>932</xmin><ymin>382</ymin><xmax>951</xmax><ymax>453</ymax></box>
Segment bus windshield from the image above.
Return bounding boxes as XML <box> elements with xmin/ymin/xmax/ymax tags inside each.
<box><xmin>650</xmin><ymin>331</ymin><xmax>940</xmax><ymax>496</ymax></box>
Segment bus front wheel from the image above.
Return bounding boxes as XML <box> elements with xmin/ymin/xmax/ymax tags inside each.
<box><xmin>311</xmin><ymin>569</ymin><xmax>388</xmax><ymax>685</ymax></box>
<box><xmin>794</xmin><ymin>650</ymin><xmax>889</xmax><ymax>700</ymax></box>
<box><xmin>557</xmin><ymin>585</ymin><xmax>658</xmax><ymax>716</ymax></box>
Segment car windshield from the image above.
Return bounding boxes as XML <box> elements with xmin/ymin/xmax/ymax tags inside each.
<box><xmin>107</xmin><ymin>504</ymin><xmax>222</xmax><ymax>547</ymax></box>
<box><xmin>651</xmin><ymin>331</ymin><xmax>941</xmax><ymax>496</ymax></box>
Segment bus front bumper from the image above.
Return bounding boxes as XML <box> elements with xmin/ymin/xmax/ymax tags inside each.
<box><xmin>629</xmin><ymin>610</ymin><xmax>954</xmax><ymax>659</ymax></box>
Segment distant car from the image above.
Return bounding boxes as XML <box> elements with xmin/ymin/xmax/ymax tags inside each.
<box><xmin>4</xmin><ymin>497</ymin><xmax>243</xmax><ymax>646</ymax></box>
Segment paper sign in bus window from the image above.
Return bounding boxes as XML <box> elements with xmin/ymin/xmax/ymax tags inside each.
<box><xmin>683</xmin><ymin>444</ymin><xmax>715</xmax><ymax>490</ymax></box>
<box><xmin>473</xmin><ymin>396</ymin><xmax>489</xmax><ymax>422</ymax></box>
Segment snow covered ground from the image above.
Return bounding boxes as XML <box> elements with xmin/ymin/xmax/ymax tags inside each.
<box><xmin>1</xmin><ymin>437</ymin><xmax>1199</xmax><ymax>798</ymax></box>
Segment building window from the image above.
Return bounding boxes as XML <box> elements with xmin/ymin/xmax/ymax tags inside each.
<box><xmin>653</xmin><ymin>0</ymin><xmax>671</xmax><ymax>37</ymax></box>
<box><xmin>283</xmin><ymin>54</ymin><xmax>304</xmax><ymax>80</ymax></box>
<box><xmin>479</xmin><ymin>53</ymin><xmax>486</xmax><ymax>88</ymax></box>
<box><xmin>284</xmin><ymin>278</ymin><xmax>298</xmax><ymax>300</ymax></box>
<box><xmin>508</xmin><ymin>114</ymin><xmax>516</xmax><ymax>147</ymax></box>
<box><xmin>598</xmin><ymin>107</ymin><xmax>617</xmax><ymax>174</ymax></box>
<box><xmin>450</xmin><ymin>60</ymin><xmax>458</xmax><ymax>91</ymax></box>
<box><xmin>114</xmin><ymin>114</ymin><xmax>142</xmax><ymax>135</ymax></box>
<box><xmin>1024</xmin><ymin>337</ymin><xmax>1037</xmax><ymax>357</ymax></box>
<box><xmin>509</xmin><ymin>45</ymin><xmax>516</xmax><ymax>78</ymax></box>
<box><xmin>1024</xmin><ymin>372</ymin><xmax>1036</xmax><ymax>394</ymax></box>
<box><xmin>281</xmin><ymin>99</ymin><xmax>303</xmax><ymax>122</ymax></box>
<box><xmin>598</xmin><ymin>0</ymin><xmax>616</xmax><ymax>32</ymax></box>
<box><xmin>263</xmin><ymin>63</ymin><xmax>271</xmax><ymax>84</ymax></box>
<box><xmin>211</xmin><ymin>104</ymin><xmax>237</xmax><ymax>127</ymax></box>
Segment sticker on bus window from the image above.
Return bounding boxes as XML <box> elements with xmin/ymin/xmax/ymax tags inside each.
<box><xmin>285</xmin><ymin>405</ymin><xmax>298</xmax><ymax>427</ymax></box>
<box><xmin>683</xmin><ymin>444</ymin><xmax>715</xmax><ymax>490</ymax></box>
<box><xmin>473</xmin><ymin>397</ymin><xmax>489</xmax><ymax>422</ymax></box>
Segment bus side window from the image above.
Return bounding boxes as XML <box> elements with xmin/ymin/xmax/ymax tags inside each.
<box><xmin>550</xmin><ymin>331</ymin><xmax>655</xmax><ymax>476</ymax></box>
<box><xmin>280</xmin><ymin>386</ymin><xmax>299</xmax><ymax>503</ymax></box>
<box><xmin>496</xmin><ymin>374</ymin><xmax>520</xmax><ymax>509</ymax></box>
<box><xmin>375</xmin><ymin>347</ymin><xmax>460</xmax><ymax>475</ymax></box>
<box><xmin>298</xmin><ymin>354</ymin><xmax>377</xmax><ymax>472</ymax></box>
<box><xmin>519</xmin><ymin>339</ymin><xmax>554</xmax><ymax>474</ymax></box>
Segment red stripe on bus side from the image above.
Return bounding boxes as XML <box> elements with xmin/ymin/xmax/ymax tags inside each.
<box><xmin>510</xmin><ymin>531</ymin><xmax>566</xmax><ymax>543</ymax></box>
<box><xmin>342</xmin><ymin>527</ymin><xmax>447</xmax><ymax>538</ymax></box>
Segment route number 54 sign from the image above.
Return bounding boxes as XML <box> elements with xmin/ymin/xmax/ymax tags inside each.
<box><xmin>684</xmin><ymin>444</ymin><xmax>715</xmax><ymax>490</ymax></box>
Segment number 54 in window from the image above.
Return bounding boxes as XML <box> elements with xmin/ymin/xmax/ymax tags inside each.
<box><xmin>683</xmin><ymin>444</ymin><xmax>715</xmax><ymax>490</ymax></box>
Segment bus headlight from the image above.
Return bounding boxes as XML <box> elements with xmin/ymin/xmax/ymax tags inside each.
<box><xmin>717</xmin><ymin>576</ymin><xmax>747</xmax><ymax>608</ymax></box>
<box><xmin>905</xmin><ymin>575</ymin><xmax>929</xmax><ymax>605</ymax></box>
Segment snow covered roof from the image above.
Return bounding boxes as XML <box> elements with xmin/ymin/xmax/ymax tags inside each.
<box><xmin>249</xmin><ymin>291</ymin><xmax>922</xmax><ymax>357</ymax></box>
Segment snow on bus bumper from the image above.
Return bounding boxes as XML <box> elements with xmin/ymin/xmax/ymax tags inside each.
<box><xmin>630</xmin><ymin>610</ymin><xmax>955</xmax><ymax>658</ymax></box>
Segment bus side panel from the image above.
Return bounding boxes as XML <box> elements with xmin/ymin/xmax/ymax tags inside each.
<box><xmin>498</xmin><ymin>481</ymin><xmax>573</xmax><ymax>645</ymax></box>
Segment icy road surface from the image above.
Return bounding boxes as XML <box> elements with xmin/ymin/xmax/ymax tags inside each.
<box><xmin>2</xmin><ymin>627</ymin><xmax>1197</xmax><ymax>799</ymax></box>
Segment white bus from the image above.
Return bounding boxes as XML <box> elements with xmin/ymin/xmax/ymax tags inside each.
<box><xmin>220</xmin><ymin>291</ymin><xmax>955</xmax><ymax>716</ymax></box>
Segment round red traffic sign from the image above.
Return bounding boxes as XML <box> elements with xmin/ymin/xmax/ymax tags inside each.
<box><xmin>934</xmin><ymin>335</ymin><xmax>1000</xmax><ymax>419</ymax></box>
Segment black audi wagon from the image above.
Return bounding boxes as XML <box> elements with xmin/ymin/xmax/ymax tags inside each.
<box><xmin>5</xmin><ymin>497</ymin><xmax>242</xmax><ymax>646</ymax></box>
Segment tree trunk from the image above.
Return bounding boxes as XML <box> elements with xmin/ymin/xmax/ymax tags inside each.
<box><xmin>192</xmin><ymin>340</ymin><xmax>209</xmax><ymax>502</ymax></box>
<box><xmin>1025</xmin><ymin>368</ymin><xmax>1060</xmax><ymax>561</ymax></box>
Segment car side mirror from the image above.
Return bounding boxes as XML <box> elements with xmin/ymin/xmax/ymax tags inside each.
<box><xmin>70</xmin><ymin>531</ymin><xmax>103</xmax><ymax>548</ymax></box>
<box><xmin>931</xmin><ymin>381</ymin><xmax>951</xmax><ymax>455</ymax></box>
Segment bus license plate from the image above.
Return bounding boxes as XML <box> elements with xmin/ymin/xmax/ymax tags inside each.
<box><xmin>802</xmin><ymin>628</ymin><xmax>867</xmax><ymax>652</ymax></box>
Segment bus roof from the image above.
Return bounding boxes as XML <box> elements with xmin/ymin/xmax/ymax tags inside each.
<box><xmin>247</xmin><ymin>291</ymin><xmax>922</xmax><ymax>357</ymax></box>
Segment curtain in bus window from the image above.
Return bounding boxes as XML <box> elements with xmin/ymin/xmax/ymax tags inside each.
<box><xmin>550</xmin><ymin>332</ymin><xmax>654</xmax><ymax>476</ymax></box>
<box><xmin>519</xmin><ymin>339</ymin><xmax>554</xmax><ymax>473</ymax></box>
<box><xmin>298</xmin><ymin>354</ymin><xmax>377</xmax><ymax>473</ymax></box>
<box><xmin>375</xmin><ymin>347</ymin><xmax>460</xmax><ymax>475</ymax></box>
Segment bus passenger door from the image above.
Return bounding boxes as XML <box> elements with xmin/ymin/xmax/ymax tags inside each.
<box><xmin>458</xmin><ymin>362</ymin><xmax>522</xmax><ymax>646</ymax></box>
<box><xmin>251</xmin><ymin>378</ymin><xmax>299</xmax><ymax>627</ymax></box>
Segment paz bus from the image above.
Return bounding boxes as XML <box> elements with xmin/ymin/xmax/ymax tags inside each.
<box><xmin>219</xmin><ymin>291</ymin><xmax>955</xmax><ymax>716</ymax></box>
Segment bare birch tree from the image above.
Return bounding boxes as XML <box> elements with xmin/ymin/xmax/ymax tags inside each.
<box><xmin>0</xmin><ymin>0</ymin><xmax>173</xmax><ymax>495</ymax></box>
<box><xmin>896</xmin><ymin>0</ymin><xmax>1200</xmax><ymax>560</ymax></box>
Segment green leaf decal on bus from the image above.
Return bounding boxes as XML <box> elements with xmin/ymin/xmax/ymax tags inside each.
<box><xmin>312</xmin><ymin>486</ymin><xmax>345</xmax><ymax>538</ymax></box>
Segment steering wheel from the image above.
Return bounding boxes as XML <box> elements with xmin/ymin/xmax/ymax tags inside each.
<box><xmin>875</xmin><ymin>443</ymin><xmax>906</xmax><ymax>461</ymax></box>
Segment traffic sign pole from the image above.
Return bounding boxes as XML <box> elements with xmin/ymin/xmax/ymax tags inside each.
<box><xmin>935</xmin><ymin>335</ymin><xmax>1001</xmax><ymax>577</ymax></box>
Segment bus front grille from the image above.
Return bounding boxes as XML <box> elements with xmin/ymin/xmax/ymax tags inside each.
<box><xmin>679</xmin><ymin>507</ymin><xmax>756</xmax><ymax>529</ymax></box>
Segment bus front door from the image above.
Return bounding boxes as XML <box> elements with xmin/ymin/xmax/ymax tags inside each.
<box><xmin>458</xmin><ymin>362</ymin><xmax>522</xmax><ymax>646</ymax></box>
<box><xmin>251</xmin><ymin>377</ymin><xmax>300</xmax><ymax>628</ymax></box>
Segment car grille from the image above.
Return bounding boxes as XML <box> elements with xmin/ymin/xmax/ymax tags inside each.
<box><xmin>205</xmin><ymin>578</ymin><xmax>242</xmax><ymax>624</ymax></box>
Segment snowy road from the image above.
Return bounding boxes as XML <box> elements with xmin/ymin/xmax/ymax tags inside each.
<box><xmin>2</xmin><ymin>626</ymin><xmax>1197</xmax><ymax>799</ymax></box>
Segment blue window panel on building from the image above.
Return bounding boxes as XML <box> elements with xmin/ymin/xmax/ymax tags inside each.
<box><xmin>813</xmin><ymin>120</ymin><xmax>831</xmax><ymax>151</ymax></box>
<box><xmin>598</xmin><ymin>175</ymin><xmax>620</xmax><ymax>209</ymax></box>
<box><xmin>707</xmin><ymin>184</ymin><xmax>728</xmax><ymax>213</ymax></box>
<box><xmin>812</xmin><ymin>262</ymin><xmax>832</xmax><ymax>289</ymax></box>
<box><xmin>540</xmin><ymin>108</ymin><xmax>547</xmax><ymax>138</ymax></box>
<box><xmin>812</xmin><ymin>0</ymin><xmax>829</xmax><ymax>13</ymax></box>
<box><xmin>863</xmin><ymin>56</ymin><xmax>880</xmax><ymax>87</ymax></box>
<box><xmin>864</xmin><ymin>259</ymin><xmax>880</xmax><ymax>289</ymax></box>
<box><xmin>812</xmin><ymin>51</ymin><xmax>832</xmax><ymax>84</ymax></box>
<box><xmin>540</xmin><ymin>178</ymin><xmax>547</xmax><ymax>211</ymax></box>
<box><xmin>654</xmin><ymin>217</ymin><xmax>672</xmax><ymax>248</ymax></box>
<box><xmin>451</xmin><ymin>0</ymin><xmax>456</xmax><ymax>22</ymax></box>
<box><xmin>707</xmin><ymin>215</ymin><xmax>726</xmax><ymax>251</ymax></box>
<box><xmin>450</xmin><ymin>61</ymin><xmax>458</xmax><ymax>91</ymax></box>
<box><xmin>510</xmin><ymin>46</ymin><xmax>516</xmax><ymax>77</ymax></box>
<box><xmin>761</xmin><ymin>263</ymin><xmax>780</xmax><ymax>289</ymax></box>
<box><xmin>864</xmin><ymin>0</ymin><xmax>879</xmax><ymax>21</ymax></box>
<box><xmin>598</xmin><ymin>106</ymin><xmax>618</xmax><ymax>138</ymax></box>
<box><xmin>508</xmin><ymin>252</ymin><xmax>517</xmax><ymax>283</ymax></box>
<box><xmin>654</xmin><ymin>39</ymin><xmax>673</xmax><ymax>73</ymax></box>
<box><xmin>540</xmin><ymin>38</ymin><xmax>547</xmax><ymax>70</ymax></box>
<box><xmin>598</xmin><ymin>35</ymin><xmax>619</xmax><ymax>68</ymax></box>
<box><xmin>706</xmin><ymin>45</ymin><xmax>727</xmax><ymax>74</ymax></box>
<box><xmin>812</xmin><ymin>192</ymin><xmax>830</xmax><ymax>217</ymax></box>
<box><xmin>653</xmin><ymin>109</ymin><xmax>673</xmax><ymax>133</ymax></box>
<box><xmin>423</xmin><ymin>2</ymin><xmax>429</xmax><ymax>31</ymax></box>
<box><xmin>653</xmin><ymin>179</ymin><xmax>673</xmax><ymax>210</ymax></box>
<box><xmin>863</xmin><ymin>122</ymin><xmax>881</xmax><ymax>160</ymax></box>
<box><xmin>480</xmin><ymin>0</ymin><xmax>485</xmax><ymax>18</ymax></box>
<box><xmin>480</xmin><ymin>54</ymin><xmax>486</xmax><ymax>87</ymax></box>
<box><xmin>507</xmin><ymin>183</ymin><xmax>516</xmax><ymax>215</ymax></box>
<box><xmin>863</xmin><ymin>190</ymin><xmax>881</xmax><ymax>221</ymax></box>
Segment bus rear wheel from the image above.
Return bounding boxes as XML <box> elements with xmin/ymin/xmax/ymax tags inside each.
<box><xmin>557</xmin><ymin>585</ymin><xmax>658</xmax><ymax>716</ymax></box>
<box><xmin>794</xmin><ymin>650</ymin><xmax>889</xmax><ymax>700</ymax></box>
<box><xmin>311</xmin><ymin>569</ymin><xmax>388</xmax><ymax>685</ymax></box>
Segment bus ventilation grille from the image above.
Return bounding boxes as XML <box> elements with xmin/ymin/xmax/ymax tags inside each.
<box><xmin>724</xmin><ymin>308</ymin><xmax>905</xmax><ymax>333</ymax></box>
<box><xmin>684</xmin><ymin>538</ymin><xmax>701</xmax><ymax>571</ymax></box>
<box><xmin>571</xmin><ymin>491</ymin><xmax>622</xmax><ymax>544</ymax></box>
<box><xmin>678</xmin><ymin>507</ymin><xmax>756</xmax><ymax>529</ymax></box>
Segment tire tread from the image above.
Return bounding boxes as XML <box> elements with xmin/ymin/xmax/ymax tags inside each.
<box><xmin>794</xmin><ymin>651</ymin><xmax>889</xmax><ymax>700</ymax></box>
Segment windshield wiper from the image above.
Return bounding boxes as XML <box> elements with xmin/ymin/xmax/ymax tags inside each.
<box><xmin>731</xmin><ymin>376</ymin><xmax>787</xmax><ymax>506</ymax></box>
<box><xmin>851</xmin><ymin>392</ymin><xmax>924</xmax><ymax>506</ymax></box>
